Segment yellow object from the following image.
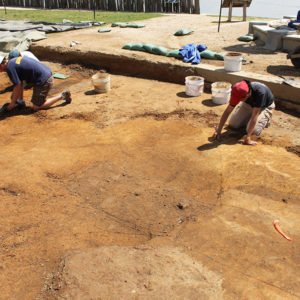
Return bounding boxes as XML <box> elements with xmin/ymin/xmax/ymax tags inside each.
<box><xmin>15</xmin><ymin>57</ymin><xmax>22</xmax><ymax>64</ymax></box>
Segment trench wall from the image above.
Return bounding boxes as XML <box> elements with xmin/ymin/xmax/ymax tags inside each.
<box><xmin>30</xmin><ymin>44</ymin><xmax>300</xmax><ymax>112</ymax></box>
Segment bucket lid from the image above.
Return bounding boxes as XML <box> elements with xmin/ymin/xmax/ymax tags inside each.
<box><xmin>225</xmin><ymin>52</ymin><xmax>242</xmax><ymax>57</ymax></box>
<box><xmin>212</xmin><ymin>82</ymin><xmax>231</xmax><ymax>89</ymax></box>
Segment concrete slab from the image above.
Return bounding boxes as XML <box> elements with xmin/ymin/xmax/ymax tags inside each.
<box><xmin>283</xmin><ymin>34</ymin><xmax>300</xmax><ymax>52</ymax></box>
<box><xmin>248</xmin><ymin>21</ymin><xmax>268</xmax><ymax>34</ymax></box>
<box><xmin>264</xmin><ymin>29</ymin><xmax>297</xmax><ymax>51</ymax></box>
<box><xmin>252</xmin><ymin>25</ymin><xmax>273</xmax><ymax>43</ymax></box>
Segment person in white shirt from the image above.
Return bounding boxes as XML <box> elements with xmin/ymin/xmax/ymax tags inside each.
<box><xmin>8</xmin><ymin>49</ymin><xmax>39</xmax><ymax>61</ymax></box>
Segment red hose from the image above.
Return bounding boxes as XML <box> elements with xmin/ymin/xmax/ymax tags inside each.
<box><xmin>273</xmin><ymin>220</ymin><xmax>292</xmax><ymax>241</ymax></box>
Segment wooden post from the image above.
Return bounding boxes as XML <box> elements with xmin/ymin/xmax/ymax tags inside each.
<box><xmin>195</xmin><ymin>0</ymin><xmax>200</xmax><ymax>14</ymax></box>
<box><xmin>228</xmin><ymin>0</ymin><xmax>232</xmax><ymax>22</ymax></box>
<box><xmin>243</xmin><ymin>1</ymin><xmax>247</xmax><ymax>21</ymax></box>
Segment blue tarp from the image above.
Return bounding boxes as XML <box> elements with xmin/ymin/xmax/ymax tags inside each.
<box><xmin>179</xmin><ymin>43</ymin><xmax>207</xmax><ymax>64</ymax></box>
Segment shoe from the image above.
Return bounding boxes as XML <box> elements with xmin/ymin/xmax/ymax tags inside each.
<box><xmin>16</xmin><ymin>99</ymin><xmax>26</xmax><ymax>108</ymax></box>
<box><xmin>61</xmin><ymin>90</ymin><xmax>72</xmax><ymax>104</ymax></box>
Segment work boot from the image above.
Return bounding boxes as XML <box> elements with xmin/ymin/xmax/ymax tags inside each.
<box><xmin>61</xmin><ymin>90</ymin><xmax>72</xmax><ymax>104</ymax></box>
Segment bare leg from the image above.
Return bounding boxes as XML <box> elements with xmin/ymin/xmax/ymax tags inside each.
<box><xmin>33</xmin><ymin>94</ymin><xmax>63</xmax><ymax>111</ymax></box>
<box><xmin>33</xmin><ymin>91</ymin><xmax>71</xmax><ymax>111</ymax></box>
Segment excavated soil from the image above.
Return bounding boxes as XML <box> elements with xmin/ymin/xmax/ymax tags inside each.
<box><xmin>0</xmin><ymin>61</ymin><xmax>299</xmax><ymax>300</ymax></box>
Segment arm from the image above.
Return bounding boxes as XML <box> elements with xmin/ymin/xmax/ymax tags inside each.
<box><xmin>19</xmin><ymin>81</ymin><xmax>24</xmax><ymax>100</ymax></box>
<box><xmin>213</xmin><ymin>104</ymin><xmax>235</xmax><ymax>140</ymax></box>
<box><xmin>7</xmin><ymin>83</ymin><xmax>22</xmax><ymax>111</ymax></box>
<box><xmin>244</xmin><ymin>107</ymin><xmax>261</xmax><ymax>145</ymax></box>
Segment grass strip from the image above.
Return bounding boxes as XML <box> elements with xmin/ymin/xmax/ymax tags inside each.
<box><xmin>0</xmin><ymin>9</ymin><xmax>163</xmax><ymax>24</ymax></box>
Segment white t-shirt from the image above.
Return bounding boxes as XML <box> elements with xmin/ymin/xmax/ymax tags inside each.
<box><xmin>21</xmin><ymin>51</ymin><xmax>39</xmax><ymax>61</ymax></box>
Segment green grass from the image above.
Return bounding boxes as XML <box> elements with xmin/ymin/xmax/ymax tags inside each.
<box><xmin>0</xmin><ymin>9</ymin><xmax>163</xmax><ymax>24</ymax></box>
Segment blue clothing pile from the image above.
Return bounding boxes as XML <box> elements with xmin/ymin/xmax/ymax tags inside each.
<box><xmin>179</xmin><ymin>43</ymin><xmax>207</xmax><ymax>64</ymax></box>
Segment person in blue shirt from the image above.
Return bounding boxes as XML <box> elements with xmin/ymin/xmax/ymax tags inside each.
<box><xmin>0</xmin><ymin>55</ymin><xmax>71</xmax><ymax>111</ymax></box>
<box><xmin>288</xmin><ymin>10</ymin><xmax>300</xmax><ymax>30</ymax></box>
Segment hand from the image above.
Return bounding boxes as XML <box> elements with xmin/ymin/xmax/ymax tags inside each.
<box><xmin>243</xmin><ymin>136</ymin><xmax>257</xmax><ymax>146</ymax></box>
<box><xmin>6</xmin><ymin>103</ymin><xmax>17</xmax><ymax>111</ymax></box>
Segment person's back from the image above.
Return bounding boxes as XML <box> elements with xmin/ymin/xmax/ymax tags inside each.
<box><xmin>7</xmin><ymin>56</ymin><xmax>51</xmax><ymax>86</ymax></box>
<box><xmin>245</xmin><ymin>81</ymin><xmax>274</xmax><ymax>108</ymax></box>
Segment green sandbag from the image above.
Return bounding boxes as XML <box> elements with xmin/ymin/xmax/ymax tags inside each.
<box><xmin>111</xmin><ymin>22</ymin><xmax>124</xmax><ymax>27</ymax></box>
<box><xmin>152</xmin><ymin>46</ymin><xmax>169</xmax><ymax>56</ymax></box>
<box><xmin>215</xmin><ymin>52</ymin><xmax>225</xmax><ymax>60</ymax></box>
<box><xmin>143</xmin><ymin>44</ymin><xmax>156</xmax><ymax>53</ymax></box>
<box><xmin>127</xmin><ymin>23</ymin><xmax>145</xmax><ymax>28</ymax></box>
<box><xmin>174</xmin><ymin>29</ymin><xmax>194</xmax><ymax>36</ymax></box>
<box><xmin>238</xmin><ymin>35</ymin><xmax>254</xmax><ymax>42</ymax></box>
<box><xmin>122</xmin><ymin>43</ymin><xmax>133</xmax><ymax>50</ymax></box>
<box><xmin>167</xmin><ymin>49</ymin><xmax>182</xmax><ymax>58</ymax></box>
<box><xmin>98</xmin><ymin>28</ymin><xmax>111</xmax><ymax>33</ymax></box>
<box><xmin>130</xmin><ymin>43</ymin><xmax>146</xmax><ymax>51</ymax></box>
<box><xmin>200</xmin><ymin>50</ymin><xmax>217</xmax><ymax>60</ymax></box>
<box><xmin>120</xmin><ymin>23</ymin><xmax>128</xmax><ymax>28</ymax></box>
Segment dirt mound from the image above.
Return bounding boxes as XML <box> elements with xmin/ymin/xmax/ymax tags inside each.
<box><xmin>52</xmin><ymin>246</ymin><xmax>224</xmax><ymax>300</ymax></box>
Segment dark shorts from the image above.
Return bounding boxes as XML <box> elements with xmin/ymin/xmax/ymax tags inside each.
<box><xmin>31</xmin><ymin>76</ymin><xmax>54</xmax><ymax>106</ymax></box>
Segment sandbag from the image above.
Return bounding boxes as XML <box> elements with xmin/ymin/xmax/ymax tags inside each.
<box><xmin>174</xmin><ymin>28</ymin><xmax>194</xmax><ymax>36</ymax></box>
<box><xmin>127</xmin><ymin>23</ymin><xmax>145</xmax><ymax>28</ymax></box>
<box><xmin>98</xmin><ymin>28</ymin><xmax>111</xmax><ymax>33</ymax></box>
<box><xmin>200</xmin><ymin>50</ymin><xmax>217</xmax><ymax>59</ymax></box>
<box><xmin>215</xmin><ymin>52</ymin><xmax>225</xmax><ymax>60</ymax></box>
<box><xmin>122</xmin><ymin>43</ymin><xmax>133</xmax><ymax>50</ymax></box>
<box><xmin>152</xmin><ymin>46</ymin><xmax>169</xmax><ymax>56</ymax></box>
<box><xmin>130</xmin><ymin>43</ymin><xmax>146</xmax><ymax>51</ymax></box>
<box><xmin>120</xmin><ymin>23</ymin><xmax>128</xmax><ymax>28</ymax></box>
<box><xmin>111</xmin><ymin>22</ymin><xmax>124</xmax><ymax>27</ymax></box>
<box><xmin>167</xmin><ymin>49</ymin><xmax>182</xmax><ymax>58</ymax></box>
<box><xmin>238</xmin><ymin>35</ymin><xmax>255</xmax><ymax>42</ymax></box>
<box><xmin>143</xmin><ymin>44</ymin><xmax>156</xmax><ymax>53</ymax></box>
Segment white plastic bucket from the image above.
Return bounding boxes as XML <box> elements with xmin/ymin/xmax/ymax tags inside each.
<box><xmin>185</xmin><ymin>76</ymin><xmax>204</xmax><ymax>97</ymax></box>
<box><xmin>211</xmin><ymin>82</ymin><xmax>232</xmax><ymax>105</ymax></box>
<box><xmin>92</xmin><ymin>72</ymin><xmax>110</xmax><ymax>93</ymax></box>
<box><xmin>224</xmin><ymin>52</ymin><xmax>243</xmax><ymax>72</ymax></box>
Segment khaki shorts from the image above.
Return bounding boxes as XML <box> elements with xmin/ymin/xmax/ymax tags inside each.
<box><xmin>31</xmin><ymin>76</ymin><xmax>54</xmax><ymax>106</ymax></box>
<box><xmin>229</xmin><ymin>101</ymin><xmax>275</xmax><ymax>136</ymax></box>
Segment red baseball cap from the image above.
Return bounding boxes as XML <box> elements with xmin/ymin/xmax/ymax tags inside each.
<box><xmin>229</xmin><ymin>81</ymin><xmax>249</xmax><ymax>106</ymax></box>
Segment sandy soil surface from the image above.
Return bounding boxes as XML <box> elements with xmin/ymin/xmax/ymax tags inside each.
<box><xmin>33</xmin><ymin>14</ymin><xmax>300</xmax><ymax>79</ymax></box>
<box><xmin>0</xmin><ymin>59</ymin><xmax>299</xmax><ymax>300</ymax></box>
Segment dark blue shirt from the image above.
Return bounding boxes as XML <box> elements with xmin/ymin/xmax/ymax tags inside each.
<box><xmin>245</xmin><ymin>80</ymin><xmax>274</xmax><ymax>108</ymax></box>
<box><xmin>7</xmin><ymin>56</ymin><xmax>52</xmax><ymax>86</ymax></box>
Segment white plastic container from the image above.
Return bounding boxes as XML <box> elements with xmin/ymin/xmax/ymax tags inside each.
<box><xmin>185</xmin><ymin>76</ymin><xmax>204</xmax><ymax>97</ymax></box>
<box><xmin>92</xmin><ymin>72</ymin><xmax>110</xmax><ymax>93</ymax></box>
<box><xmin>224</xmin><ymin>52</ymin><xmax>243</xmax><ymax>72</ymax></box>
<box><xmin>211</xmin><ymin>82</ymin><xmax>232</xmax><ymax>105</ymax></box>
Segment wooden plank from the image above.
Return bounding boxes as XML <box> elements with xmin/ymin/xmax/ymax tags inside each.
<box><xmin>222</xmin><ymin>0</ymin><xmax>252</xmax><ymax>8</ymax></box>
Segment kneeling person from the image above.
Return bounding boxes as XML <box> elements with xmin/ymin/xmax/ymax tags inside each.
<box><xmin>213</xmin><ymin>80</ymin><xmax>275</xmax><ymax>145</ymax></box>
<box><xmin>0</xmin><ymin>55</ymin><xmax>71</xmax><ymax>111</ymax></box>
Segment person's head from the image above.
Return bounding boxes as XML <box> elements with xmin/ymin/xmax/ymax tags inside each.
<box><xmin>0</xmin><ymin>55</ymin><xmax>8</xmax><ymax>72</ymax></box>
<box><xmin>8</xmin><ymin>49</ymin><xmax>21</xmax><ymax>60</ymax></box>
<box><xmin>230</xmin><ymin>81</ymin><xmax>251</xmax><ymax>105</ymax></box>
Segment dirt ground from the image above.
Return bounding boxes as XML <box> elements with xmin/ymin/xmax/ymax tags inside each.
<box><xmin>0</xmin><ymin>14</ymin><xmax>300</xmax><ymax>300</ymax></box>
